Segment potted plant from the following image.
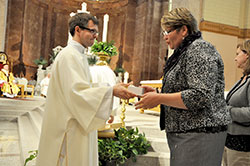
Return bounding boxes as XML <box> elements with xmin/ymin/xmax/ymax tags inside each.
<box><xmin>24</xmin><ymin>127</ymin><xmax>150</xmax><ymax>166</ymax></box>
<box><xmin>34</xmin><ymin>57</ymin><xmax>48</xmax><ymax>69</ymax></box>
<box><xmin>86</xmin><ymin>51</ymin><xmax>99</xmax><ymax>66</ymax></box>
<box><xmin>91</xmin><ymin>40</ymin><xmax>118</xmax><ymax>65</ymax></box>
<box><xmin>114</xmin><ymin>67</ymin><xmax>125</xmax><ymax>74</ymax></box>
<box><xmin>98</xmin><ymin>127</ymin><xmax>151</xmax><ymax>166</ymax></box>
<box><xmin>114</xmin><ymin>66</ymin><xmax>125</xmax><ymax>83</ymax></box>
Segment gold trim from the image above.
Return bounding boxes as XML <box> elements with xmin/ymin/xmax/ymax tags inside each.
<box><xmin>199</xmin><ymin>20</ymin><xmax>250</xmax><ymax>38</ymax></box>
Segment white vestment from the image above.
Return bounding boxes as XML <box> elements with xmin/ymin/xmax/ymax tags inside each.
<box><xmin>90</xmin><ymin>66</ymin><xmax>120</xmax><ymax>114</ymax></box>
<box><xmin>36</xmin><ymin>40</ymin><xmax>113</xmax><ymax>166</ymax></box>
<box><xmin>40</xmin><ymin>76</ymin><xmax>50</xmax><ymax>97</ymax></box>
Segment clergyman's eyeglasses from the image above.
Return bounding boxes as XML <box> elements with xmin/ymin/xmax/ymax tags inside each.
<box><xmin>78</xmin><ymin>25</ymin><xmax>99</xmax><ymax>35</ymax></box>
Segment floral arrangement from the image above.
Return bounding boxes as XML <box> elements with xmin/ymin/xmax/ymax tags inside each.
<box><xmin>50</xmin><ymin>45</ymin><xmax>63</xmax><ymax>63</ymax></box>
<box><xmin>91</xmin><ymin>40</ymin><xmax>118</xmax><ymax>57</ymax></box>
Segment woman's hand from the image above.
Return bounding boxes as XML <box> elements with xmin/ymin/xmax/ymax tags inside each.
<box><xmin>135</xmin><ymin>92</ymin><xmax>160</xmax><ymax>109</ymax></box>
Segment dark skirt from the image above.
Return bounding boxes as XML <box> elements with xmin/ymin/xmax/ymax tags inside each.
<box><xmin>167</xmin><ymin>131</ymin><xmax>227</xmax><ymax>166</ymax></box>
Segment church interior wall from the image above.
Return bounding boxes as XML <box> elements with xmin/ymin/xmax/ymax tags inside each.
<box><xmin>120</xmin><ymin>0</ymin><xmax>136</xmax><ymax>79</ymax></box>
<box><xmin>247</xmin><ymin>2</ymin><xmax>250</xmax><ymax>28</ymax></box>
<box><xmin>202</xmin><ymin>31</ymin><xmax>238</xmax><ymax>91</ymax></box>
<box><xmin>2</xmin><ymin>0</ymin><xmax>249</xmax><ymax>89</ymax></box>
<box><xmin>5</xmin><ymin>0</ymin><xmax>26</xmax><ymax>74</ymax></box>
<box><xmin>4</xmin><ymin>0</ymin><xmax>81</xmax><ymax>79</ymax></box>
<box><xmin>158</xmin><ymin>1</ymin><xmax>169</xmax><ymax>79</ymax></box>
<box><xmin>0</xmin><ymin>0</ymin><xmax>8</xmax><ymax>51</ymax></box>
<box><xmin>203</xmin><ymin>0</ymin><xmax>241</xmax><ymax>27</ymax></box>
<box><xmin>132</xmin><ymin>0</ymin><xmax>167</xmax><ymax>85</ymax></box>
<box><xmin>172</xmin><ymin>0</ymin><xmax>203</xmax><ymax>23</ymax></box>
<box><xmin>200</xmin><ymin>0</ymin><xmax>250</xmax><ymax>91</ymax></box>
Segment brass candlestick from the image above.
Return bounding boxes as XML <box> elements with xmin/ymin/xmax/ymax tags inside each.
<box><xmin>120</xmin><ymin>99</ymin><xmax>128</xmax><ymax>128</ymax></box>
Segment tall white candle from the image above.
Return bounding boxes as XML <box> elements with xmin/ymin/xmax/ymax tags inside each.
<box><xmin>81</xmin><ymin>2</ymin><xmax>87</xmax><ymax>12</ymax></box>
<box><xmin>102</xmin><ymin>14</ymin><xmax>109</xmax><ymax>42</ymax></box>
<box><xmin>124</xmin><ymin>72</ymin><xmax>129</xmax><ymax>84</ymax></box>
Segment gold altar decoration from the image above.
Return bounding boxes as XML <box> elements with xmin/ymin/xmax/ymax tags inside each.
<box><xmin>96</xmin><ymin>52</ymin><xmax>110</xmax><ymax>66</ymax></box>
<box><xmin>120</xmin><ymin>99</ymin><xmax>129</xmax><ymax>128</ymax></box>
<box><xmin>0</xmin><ymin>52</ymin><xmax>8</xmax><ymax>65</ymax></box>
<box><xmin>98</xmin><ymin>123</ymin><xmax>122</xmax><ymax>138</ymax></box>
<box><xmin>98</xmin><ymin>99</ymin><xmax>128</xmax><ymax>138</ymax></box>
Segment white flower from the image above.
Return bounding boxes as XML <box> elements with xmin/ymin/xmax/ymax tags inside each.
<box><xmin>52</xmin><ymin>46</ymin><xmax>63</xmax><ymax>55</ymax></box>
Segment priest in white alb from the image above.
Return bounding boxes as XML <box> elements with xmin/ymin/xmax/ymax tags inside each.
<box><xmin>36</xmin><ymin>13</ymin><xmax>136</xmax><ymax>166</ymax></box>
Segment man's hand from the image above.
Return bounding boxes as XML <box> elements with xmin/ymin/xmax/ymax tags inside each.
<box><xmin>141</xmin><ymin>85</ymin><xmax>156</xmax><ymax>93</ymax></box>
<box><xmin>113</xmin><ymin>83</ymin><xmax>137</xmax><ymax>99</ymax></box>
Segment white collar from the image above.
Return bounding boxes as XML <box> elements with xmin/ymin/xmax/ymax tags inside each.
<box><xmin>68</xmin><ymin>40</ymin><xmax>86</xmax><ymax>55</ymax></box>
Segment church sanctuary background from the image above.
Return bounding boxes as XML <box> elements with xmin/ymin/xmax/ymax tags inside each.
<box><xmin>0</xmin><ymin>0</ymin><xmax>250</xmax><ymax>90</ymax></box>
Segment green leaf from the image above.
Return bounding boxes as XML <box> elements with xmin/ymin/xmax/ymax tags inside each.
<box><xmin>98</xmin><ymin>127</ymin><xmax>151</xmax><ymax>165</ymax></box>
<box><xmin>91</xmin><ymin>40</ymin><xmax>118</xmax><ymax>57</ymax></box>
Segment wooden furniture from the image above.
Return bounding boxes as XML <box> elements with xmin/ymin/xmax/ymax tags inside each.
<box><xmin>17</xmin><ymin>78</ymin><xmax>34</xmax><ymax>98</ymax></box>
<box><xmin>140</xmin><ymin>80</ymin><xmax>162</xmax><ymax>113</ymax></box>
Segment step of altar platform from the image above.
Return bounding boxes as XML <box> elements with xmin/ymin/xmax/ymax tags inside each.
<box><xmin>1</xmin><ymin>99</ymin><xmax>170</xmax><ymax>166</ymax></box>
<box><xmin>0</xmin><ymin>97</ymin><xmax>45</xmax><ymax>120</ymax></box>
<box><xmin>0</xmin><ymin>96</ymin><xmax>45</xmax><ymax>166</ymax></box>
<box><xmin>17</xmin><ymin>107</ymin><xmax>44</xmax><ymax>166</ymax></box>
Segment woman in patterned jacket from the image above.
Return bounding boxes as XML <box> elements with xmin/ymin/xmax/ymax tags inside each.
<box><xmin>135</xmin><ymin>7</ymin><xmax>231</xmax><ymax>166</ymax></box>
<box><xmin>223</xmin><ymin>40</ymin><xmax>250</xmax><ymax>166</ymax></box>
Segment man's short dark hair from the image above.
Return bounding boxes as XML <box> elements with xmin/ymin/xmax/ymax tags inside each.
<box><xmin>68</xmin><ymin>13</ymin><xmax>99</xmax><ymax>36</ymax></box>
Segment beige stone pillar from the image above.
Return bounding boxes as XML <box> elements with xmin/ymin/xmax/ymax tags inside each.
<box><xmin>0</xmin><ymin>0</ymin><xmax>8</xmax><ymax>51</ymax></box>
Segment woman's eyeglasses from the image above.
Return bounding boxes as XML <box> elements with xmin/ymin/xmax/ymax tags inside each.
<box><xmin>162</xmin><ymin>26</ymin><xmax>183</xmax><ymax>36</ymax></box>
<box><xmin>242</xmin><ymin>50</ymin><xmax>248</xmax><ymax>55</ymax></box>
<box><xmin>161</xmin><ymin>29</ymin><xmax>175</xmax><ymax>36</ymax></box>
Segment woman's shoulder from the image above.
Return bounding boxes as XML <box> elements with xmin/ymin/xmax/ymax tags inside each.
<box><xmin>186</xmin><ymin>38</ymin><xmax>220</xmax><ymax>59</ymax></box>
<box><xmin>190</xmin><ymin>38</ymin><xmax>214</xmax><ymax>50</ymax></box>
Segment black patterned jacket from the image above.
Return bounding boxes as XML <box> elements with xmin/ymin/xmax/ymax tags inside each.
<box><xmin>161</xmin><ymin>38</ymin><xmax>231</xmax><ymax>133</ymax></box>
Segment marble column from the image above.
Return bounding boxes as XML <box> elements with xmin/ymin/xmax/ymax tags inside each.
<box><xmin>0</xmin><ymin>0</ymin><xmax>8</xmax><ymax>51</ymax></box>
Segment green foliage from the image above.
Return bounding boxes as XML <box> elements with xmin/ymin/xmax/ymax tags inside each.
<box><xmin>91</xmin><ymin>40</ymin><xmax>118</xmax><ymax>57</ymax></box>
<box><xmin>98</xmin><ymin>127</ymin><xmax>151</xmax><ymax>166</ymax></box>
<box><xmin>24</xmin><ymin>150</ymin><xmax>38</xmax><ymax>166</ymax></box>
<box><xmin>34</xmin><ymin>57</ymin><xmax>48</xmax><ymax>66</ymax></box>
<box><xmin>114</xmin><ymin>67</ymin><xmax>125</xmax><ymax>74</ymax></box>
<box><xmin>87</xmin><ymin>54</ymin><xmax>99</xmax><ymax>65</ymax></box>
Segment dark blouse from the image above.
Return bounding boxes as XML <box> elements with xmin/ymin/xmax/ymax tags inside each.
<box><xmin>226</xmin><ymin>134</ymin><xmax>250</xmax><ymax>152</ymax></box>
